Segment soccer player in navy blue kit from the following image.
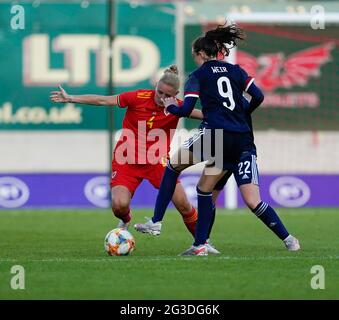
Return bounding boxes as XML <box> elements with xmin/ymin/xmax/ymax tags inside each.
<box><xmin>205</xmin><ymin>96</ymin><xmax>300</xmax><ymax>254</ymax></box>
<box><xmin>135</xmin><ymin>23</ymin><xmax>300</xmax><ymax>255</ymax></box>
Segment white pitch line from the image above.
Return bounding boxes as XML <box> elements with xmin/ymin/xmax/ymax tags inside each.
<box><xmin>0</xmin><ymin>255</ymin><xmax>338</xmax><ymax>263</ymax></box>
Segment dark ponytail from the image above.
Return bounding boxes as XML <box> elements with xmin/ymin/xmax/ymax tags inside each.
<box><xmin>193</xmin><ymin>23</ymin><xmax>245</xmax><ymax>58</ymax></box>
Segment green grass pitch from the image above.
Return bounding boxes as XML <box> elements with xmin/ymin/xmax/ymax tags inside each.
<box><xmin>0</xmin><ymin>208</ymin><xmax>338</xmax><ymax>299</ymax></box>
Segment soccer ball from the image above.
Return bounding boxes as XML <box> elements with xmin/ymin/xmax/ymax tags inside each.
<box><xmin>104</xmin><ymin>228</ymin><xmax>135</xmax><ymax>256</ymax></box>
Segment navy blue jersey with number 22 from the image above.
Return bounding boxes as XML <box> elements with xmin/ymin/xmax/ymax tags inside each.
<box><xmin>184</xmin><ymin>60</ymin><xmax>254</xmax><ymax>132</ymax></box>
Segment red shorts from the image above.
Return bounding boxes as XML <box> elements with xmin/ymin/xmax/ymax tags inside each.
<box><xmin>110</xmin><ymin>160</ymin><xmax>179</xmax><ymax>197</ymax></box>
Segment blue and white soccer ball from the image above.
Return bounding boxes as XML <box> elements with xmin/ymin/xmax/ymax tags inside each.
<box><xmin>104</xmin><ymin>228</ymin><xmax>135</xmax><ymax>256</ymax></box>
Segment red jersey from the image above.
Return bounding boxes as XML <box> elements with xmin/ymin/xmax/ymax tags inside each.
<box><xmin>113</xmin><ymin>89</ymin><xmax>182</xmax><ymax>165</ymax></box>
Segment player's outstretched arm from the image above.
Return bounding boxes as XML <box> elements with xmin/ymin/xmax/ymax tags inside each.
<box><xmin>50</xmin><ymin>85</ymin><xmax>118</xmax><ymax>106</ymax></box>
<box><xmin>189</xmin><ymin>109</ymin><xmax>203</xmax><ymax>120</ymax></box>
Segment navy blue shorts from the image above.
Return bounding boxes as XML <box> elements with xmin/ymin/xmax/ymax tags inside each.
<box><xmin>183</xmin><ymin>128</ymin><xmax>253</xmax><ymax>171</ymax></box>
<box><xmin>214</xmin><ymin>150</ymin><xmax>259</xmax><ymax>189</ymax></box>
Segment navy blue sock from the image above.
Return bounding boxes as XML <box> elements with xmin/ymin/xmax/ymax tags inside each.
<box><xmin>152</xmin><ymin>163</ymin><xmax>180</xmax><ymax>223</ymax></box>
<box><xmin>207</xmin><ymin>204</ymin><xmax>216</xmax><ymax>239</ymax></box>
<box><xmin>193</xmin><ymin>187</ymin><xmax>213</xmax><ymax>246</ymax></box>
<box><xmin>252</xmin><ymin>201</ymin><xmax>289</xmax><ymax>240</ymax></box>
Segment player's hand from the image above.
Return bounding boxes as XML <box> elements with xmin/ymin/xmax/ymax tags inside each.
<box><xmin>50</xmin><ymin>85</ymin><xmax>71</xmax><ymax>103</ymax></box>
<box><xmin>162</xmin><ymin>97</ymin><xmax>178</xmax><ymax>108</ymax></box>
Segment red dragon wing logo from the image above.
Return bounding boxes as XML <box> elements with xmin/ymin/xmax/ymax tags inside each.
<box><xmin>236</xmin><ymin>51</ymin><xmax>258</xmax><ymax>78</ymax></box>
<box><xmin>279</xmin><ymin>42</ymin><xmax>334</xmax><ymax>89</ymax></box>
<box><xmin>237</xmin><ymin>43</ymin><xmax>334</xmax><ymax>91</ymax></box>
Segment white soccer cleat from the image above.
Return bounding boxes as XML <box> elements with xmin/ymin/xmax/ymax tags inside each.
<box><xmin>134</xmin><ymin>218</ymin><xmax>162</xmax><ymax>236</ymax></box>
<box><xmin>117</xmin><ymin>219</ymin><xmax>130</xmax><ymax>230</ymax></box>
<box><xmin>180</xmin><ymin>244</ymin><xmax>208</xmax><ymax>256</ymax></box>
<box><xmin>205</xmin><ymin>239</ymin><xmax>221</xmax><ymax>254</ymax></box>
<box><xmin>284</xmin><ymin>235</ymin><xmax>301</xmax><ymax>251</ymax></box>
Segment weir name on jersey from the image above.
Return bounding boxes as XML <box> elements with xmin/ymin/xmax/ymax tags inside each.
<box><xmin>211</xmin><ymin>66</ymin><xmax>228</xmax><ymax>73</ymax></box>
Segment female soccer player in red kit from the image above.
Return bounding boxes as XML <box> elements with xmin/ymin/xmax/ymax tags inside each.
<box><xmin>50</xmin><ymin>66</ymin><xmax>219</xmax><ymax>253</ymax></box>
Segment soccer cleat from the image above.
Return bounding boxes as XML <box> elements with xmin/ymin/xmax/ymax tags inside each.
<box><xmin>180</xmin><ymin>244</ymin><xmax>208</xmax><ymax>256</ymax></box>
<box><xmin>205</xmin><ymin>239</ymin><xmax>221</xmax><ymax>254</ymax></box>
<box><xmin>117</xmin><ymin>219</ymin><xmax>130</xmax><ymax>229</ymax></box>
<box><xmin>116</xmin><ymin>211</ymin><xmax>132</xmax><ymax>229</ymax></box>
<box><xmin>284</xmin><ymin>235</ymin><xmax>301</xmax><ymax>251</ymax></box>
<box><xmin>134</xmin><ymin>218</ymin><xmax>162</xmax><ymax>236</ymax></box>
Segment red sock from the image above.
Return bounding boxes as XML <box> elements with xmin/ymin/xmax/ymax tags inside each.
<box><xmin>122</xmin><ymin>211</ymin><xmax>132</xmax><ymax>223</ymax></box>
<box><xmin>182</xmin><ymin>207</ymin><xmax>197</xmax><ymax>237</ymax></box>
<box><xmin>113</xmin><ymin>208</ymin><xmax>132</xmax><ymax>223</ymax></box>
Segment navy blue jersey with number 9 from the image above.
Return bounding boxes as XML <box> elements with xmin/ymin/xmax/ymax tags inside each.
<box><xmin>184</xmin><ymin>60</ymin><xmax>254</xmax><ymax>132</ymax></box>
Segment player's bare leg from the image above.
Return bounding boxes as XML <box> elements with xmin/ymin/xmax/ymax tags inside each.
<box><xmin>239</xmin><ymin>183</ymin><xmax>261</xmax><ymax>210</ymax></box>
<box><xmin>212</xmin><ymin>189</ymin><xmax>220</xmax><ymax>205</ymax></box>
<box><xmin>171</xmin><ymin>183</ymin><xmax>192</xmax><ymax>215</ymax></box>
<box><xmin>239</xmin><ymin>183</ymin><xmax>300</xmax><ymax>251</ymax></box>
<box><xmin>197</xmin><ymin>169</ymin><xmax>227</xmax><ymax>193</ymax></box>
<box><xmin>134</xmin><ymin>147</ymin><xmax>195</xmax><ymax>236</ymax></box>
<box><xmin>111</xmin><ymin>185</ymin><xmax>132</xmax><ymax>229</ymax></box>
<box><xmin>169</xmin><ymin>146</ymin><xmax>197</xmax><ymax>172</ymax></box>
<box><xmin>172</xmin><ymin>183</ymin><xmax>198</xmax><ymax>237</ymax></box>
